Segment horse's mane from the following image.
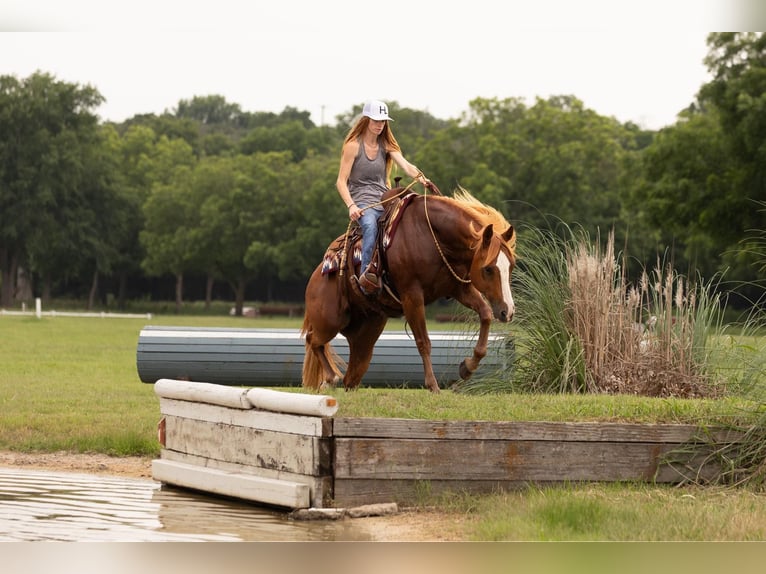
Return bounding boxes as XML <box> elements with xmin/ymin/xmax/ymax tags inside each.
<box><xmin>447</xmin><ymin>187</ymin><xmax>516</xmax><ymax>256</ymax></box>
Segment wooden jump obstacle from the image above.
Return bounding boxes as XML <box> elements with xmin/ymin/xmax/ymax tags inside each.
<box><xmin>137</xmin><ymin>326</ymin><xmax>513</xmax><ymax>388</ymax></box>
<box><xmin>152</xmin><ymin>379</ymin><xmax>731</xmax><ymax>510</ymax></box>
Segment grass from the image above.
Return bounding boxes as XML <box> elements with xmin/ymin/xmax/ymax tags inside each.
<box><xmin>327</xmin><ymin>386</ymin><xmax>751</xmax><ymax>424</ymax></box>
<box><xmin>0</xmin><ymin>314</ymin><xmax>756</xmax><ymax>457</ymax></box>
<box><xmin>428</xmin><ymin>482</ymin><xmax>766</xmax><ymax>541</ymax></box>
<box><xmin>3</xmin><ymin>312</ymin><xmax>766</xmax><ymax>541</ymax></box>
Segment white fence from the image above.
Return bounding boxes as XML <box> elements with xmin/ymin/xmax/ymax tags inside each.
<box><xmin>1</xmin><ymin>297</ymin><xmax>152</xmax><ymax>320</ymax></box>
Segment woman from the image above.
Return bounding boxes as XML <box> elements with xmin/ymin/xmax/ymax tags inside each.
<box><xmin>336</xmin><ymin>99</ymin><xmax>428</xmax><ymax>295</ymax></box>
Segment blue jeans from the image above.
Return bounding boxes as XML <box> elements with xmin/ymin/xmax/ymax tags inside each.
<box><xmin>359</xmin><ymin>207</ymin><xmax>383</xmax><ymax>274</ymax></box>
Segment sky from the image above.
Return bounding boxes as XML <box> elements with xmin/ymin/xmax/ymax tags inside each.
<box><xmin>1</xmin><ymin>1</ymin><xmax>762</xmax><ymax>131</ymax></box>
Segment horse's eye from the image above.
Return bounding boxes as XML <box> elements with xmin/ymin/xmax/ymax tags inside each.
<box><xmin>483</xmin><ymin>266</ymin><xmax>494</xmax><ymax>277</ymax></box>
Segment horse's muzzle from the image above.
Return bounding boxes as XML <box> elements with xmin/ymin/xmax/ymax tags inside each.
<box><xmin>494</xmin><ymin>303</ymin><xmax>514</xmax><ymax>323</ymax></box>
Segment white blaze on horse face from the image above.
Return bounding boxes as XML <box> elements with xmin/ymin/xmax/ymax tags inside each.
<box><xmin>497</xmin><ymin>251</ymin><xmax>515</xmax><ymax>317</ymax></box>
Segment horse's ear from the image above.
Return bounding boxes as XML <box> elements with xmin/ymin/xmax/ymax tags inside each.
<box><xmin>502</xmin><ymin>225</ymin><xmax>515</xmax><ymax>243</ymax></box>
<box><xmin>482</xmin><ymin>224</ymin><xmax>494</xmax><ymax>248</ymax></box>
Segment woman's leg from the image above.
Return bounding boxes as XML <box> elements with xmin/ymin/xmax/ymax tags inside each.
<box><xmin>359</xmin><ymin>208</ymin><xmax>382</xmax><ymax>274</ymax></box>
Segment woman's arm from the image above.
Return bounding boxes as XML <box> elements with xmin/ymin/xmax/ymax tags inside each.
<box><xmin>389</xmin><ymin>150</ymin><xmax>429</xmax><ymax>185</ymax></box>
<box><xmin>337</xmin><ymin>140</ymin><xmax>362</xmax><ymax>220</ymax></box>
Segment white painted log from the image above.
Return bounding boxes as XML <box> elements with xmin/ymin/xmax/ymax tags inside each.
<box><xmin>246</xmin><ymin>387</ymin><xmax>338</xmax><ymax>417</ymax></box>
<box><xmin>154</xmin><ymin>378</ymin><xmax>251</xmax><ymax>409</ymax></box>
<box><xmin>152</xmin><ymin>459</ymin><xmax>310</xmax><ymax>509</ymax></box>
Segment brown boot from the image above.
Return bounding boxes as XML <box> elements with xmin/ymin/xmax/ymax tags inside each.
<box><xmin>358</xmin><ymin>271</ymin><xmax>380</xmax><ymax>296</ymax></box>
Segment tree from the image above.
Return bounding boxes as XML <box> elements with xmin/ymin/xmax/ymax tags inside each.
<box><xmin>698</xmin><ymin>32</ymin><xmax>766</xmax><ymax>251</ymax></box>
<box><xmin>140</xmin><ymin>169</ymin><xmax>198</xmax><ymax>312</ymax></box>
<box><xmin>0</xmin><ymin>71</ymin><xmax>104</xmax><ymax>307</ymax></box>
<box><xmin>631</xmin><ymin>32</ymin><xmax>766</xmax><ymax>291</ymax></box>
<box><xmin>192</xmin><ymin>153</ymin><xmax>293</xmax><ymax>314</ymax></box>
<box><xmin>276</xmin><ymin>154</ymin><xmax>343</xmax><ymax>283</ymax></box>
<box><xmin>174</xmin><ymin>95</ymin><xmax>243</xmax><ymax>126</ymax></box>
<box><xmin>628</xmin><ymin>110</ymin><xmax>729</xmax><ymax>280</ymax></box>
<box><xmin>422</xmin><ymin>96</ymin><xmax>636</xmax><ymax>242</ymax></box>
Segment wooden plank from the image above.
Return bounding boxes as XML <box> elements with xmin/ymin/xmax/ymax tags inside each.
<box><xmin>333</xmin><ymin>450</ymin><xmax>725</xmax><ymax>507</ymax></box>
<box><xmin>333</xmin><ymin>437</ymin><xmax>701</xmax><ymax>482</ymax></box>
<box><xmin>160</xmin><ymin>449</ymin><xmax>333</xmax><ymax>508</ymax></box>
<box><xmin>163</xmin><ymin>416</ymin><xmax>331</xmax><ymax>475</ymax></box>
<box><xmin>151</xmin><ymin>459</ymin><xmax>310</xmax><ymax>509</ymax></box>
<box><xmin>159</xmin><ymin>398</ymin><xmax>333</xmax><ymax>437</ymax></box>
<box><xmin>332</xmin><ymin>418</ymin><xmax>725</xmax><ymax>443</ymax></box>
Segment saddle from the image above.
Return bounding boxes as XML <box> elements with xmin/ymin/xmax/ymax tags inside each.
<box><xmin>319</xmin><ymin>191</ymin><xmax>419</xmax><ymax>289</ymax></box>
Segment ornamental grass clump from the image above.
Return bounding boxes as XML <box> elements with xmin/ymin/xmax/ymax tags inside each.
<box><xmin>499</xmin><ymin>225</ymin><xmax>728</xmax><ymax>397</ymax></box>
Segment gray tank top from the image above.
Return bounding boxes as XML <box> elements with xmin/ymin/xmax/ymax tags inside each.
<box><xmin>348</xmin><ymin>137</ymin><xmax>387</xmax><ymax>211</ymax></box>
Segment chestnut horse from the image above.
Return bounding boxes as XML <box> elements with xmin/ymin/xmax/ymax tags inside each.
<box><xmin>301</xmin><ymin>187</ymin><xmax>516</xmax><ymax>393</ymax></box>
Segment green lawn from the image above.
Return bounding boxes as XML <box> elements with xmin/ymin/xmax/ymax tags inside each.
<box><xmin>0</xmin><ymin>313</ymin><xmax>753</xmax><ymax>454</ymax></box>
<box><xmin>3</xmin><ymin>312</ymin><xmax>766</xmax><ymax>541</ymax></box>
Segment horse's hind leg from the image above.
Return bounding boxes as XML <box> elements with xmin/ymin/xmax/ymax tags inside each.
<box><xmin>304</xmin><ymin>328</ymin><xmax>342</xmax><ymax>389</ymax></box>
<box><xmin>342</xmin><ymin>317</ymin><xmax>387</xmax><ymax>390</ymax></box>
<box><xmin>302</xmin><ymin>268</ymin><xmax>348</xmax><ymax>390</ymax></box>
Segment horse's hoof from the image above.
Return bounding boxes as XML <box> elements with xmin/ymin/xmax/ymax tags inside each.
<box><xmin>459</xmin><ymin>360</ymin><xmax>473</xmax><ymax>380</ymax></box>
<box><xmin>343</xmin><ymin>381</ymin><xmax>360</xmax><ymax>392</ymax></box>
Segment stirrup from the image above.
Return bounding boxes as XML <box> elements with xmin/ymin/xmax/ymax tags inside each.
<box><xmin>357</xmin><ymin>271</ymin><xmax>380</xmax><ymax>296</ymax></box>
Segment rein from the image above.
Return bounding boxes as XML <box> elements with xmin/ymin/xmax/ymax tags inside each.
<box><xmin>423</xmin><ymin>192</ymin><xmax>472</xmax><ymax>284</ymax></box>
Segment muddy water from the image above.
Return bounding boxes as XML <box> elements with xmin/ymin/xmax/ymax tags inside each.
<box><xmin>0</xmin><ymin>467</ymin><xmax>370</xmax><ymax>541</ymax></box>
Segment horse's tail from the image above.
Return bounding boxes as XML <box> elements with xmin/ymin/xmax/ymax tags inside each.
<box><xmin>300</xmin><ymin>315</ymin><xmax>343</xmax><ymax>390</ymax></box>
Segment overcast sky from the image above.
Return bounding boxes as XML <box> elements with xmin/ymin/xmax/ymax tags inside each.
<box><xmin>1</xmin><ymin>1</ymin><xmax>759</xmax><ymax>130</ymax></box>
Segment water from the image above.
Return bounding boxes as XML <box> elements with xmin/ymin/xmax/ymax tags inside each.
<box><xmin>0</xmin><ymin>467</ymin><xmax>372</xmax><ymax>541</ymax></box>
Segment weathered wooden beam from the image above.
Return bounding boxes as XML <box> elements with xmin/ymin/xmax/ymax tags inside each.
<box><xmin>333</xmin><ymin>437</ymin><xmax>705</xmax><ymax>482</ymax></box>
<box><xmin>159</xmin><ymin>398</ymin><xmax>333</xmax><ymax>437</ymax></box>
<box><xmin>152</xmin><ymin>459</ymin><xmax>310</xmax><ymax>509</ymax></box>
<box><xmin>163</xmin><ymin>415</ymin><xmax>331</xmax><ymax>476</ymax></box>
<box><xmin>160</xmin><ymin>448</ymin><xmax>333</xmax><ymax>508</ymax></box>
<box><xmin>332</xmin><ymin>418</ymin><xmax>728</xmax><ymax>443</ymax></box>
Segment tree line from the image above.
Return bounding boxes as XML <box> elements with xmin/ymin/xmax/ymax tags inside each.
<box><xmin>1</xmin><ymin>33</ymin><xmax>764</xmax><ymax>314</ymax></box>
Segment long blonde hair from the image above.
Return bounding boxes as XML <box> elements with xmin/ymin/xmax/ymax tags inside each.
<box><xmin>343</xmin><ymin>116</ymin><xmax>401</xmax><ymax>188</ymax></box>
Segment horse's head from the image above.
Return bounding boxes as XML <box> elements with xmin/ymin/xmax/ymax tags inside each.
<box><xmin>470</xmin><ymin>224</ymin><xmax>516</xmax><ymax>322</ymax></box>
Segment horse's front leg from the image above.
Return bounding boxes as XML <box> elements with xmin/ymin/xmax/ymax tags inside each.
<box><xmin>401</xmin><ymin>290</ymin><xmax>440</xmax><ymax>393</ymax></box>
<box><xmin>457</xmin><ymin>290</ymin><xmax>494</xmax><ymax>380</ymax></box>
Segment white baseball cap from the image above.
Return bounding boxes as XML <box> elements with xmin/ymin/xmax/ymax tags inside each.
<box><xmin>362</xmin><ymin>100</ymin><xmax>394</xmax><ymax>121</ymax></box>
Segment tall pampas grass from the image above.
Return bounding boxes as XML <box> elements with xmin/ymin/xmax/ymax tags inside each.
<box><xmin>467</xmin><ymin>223</ymin><xmax>731</xmax><ymax>397</ymax></box>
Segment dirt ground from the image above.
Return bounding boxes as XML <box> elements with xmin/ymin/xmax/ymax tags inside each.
<box><xmin>0</xmin><ymin>450</ymin><xmax>468</xmax><ymax>541</ymax></box>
